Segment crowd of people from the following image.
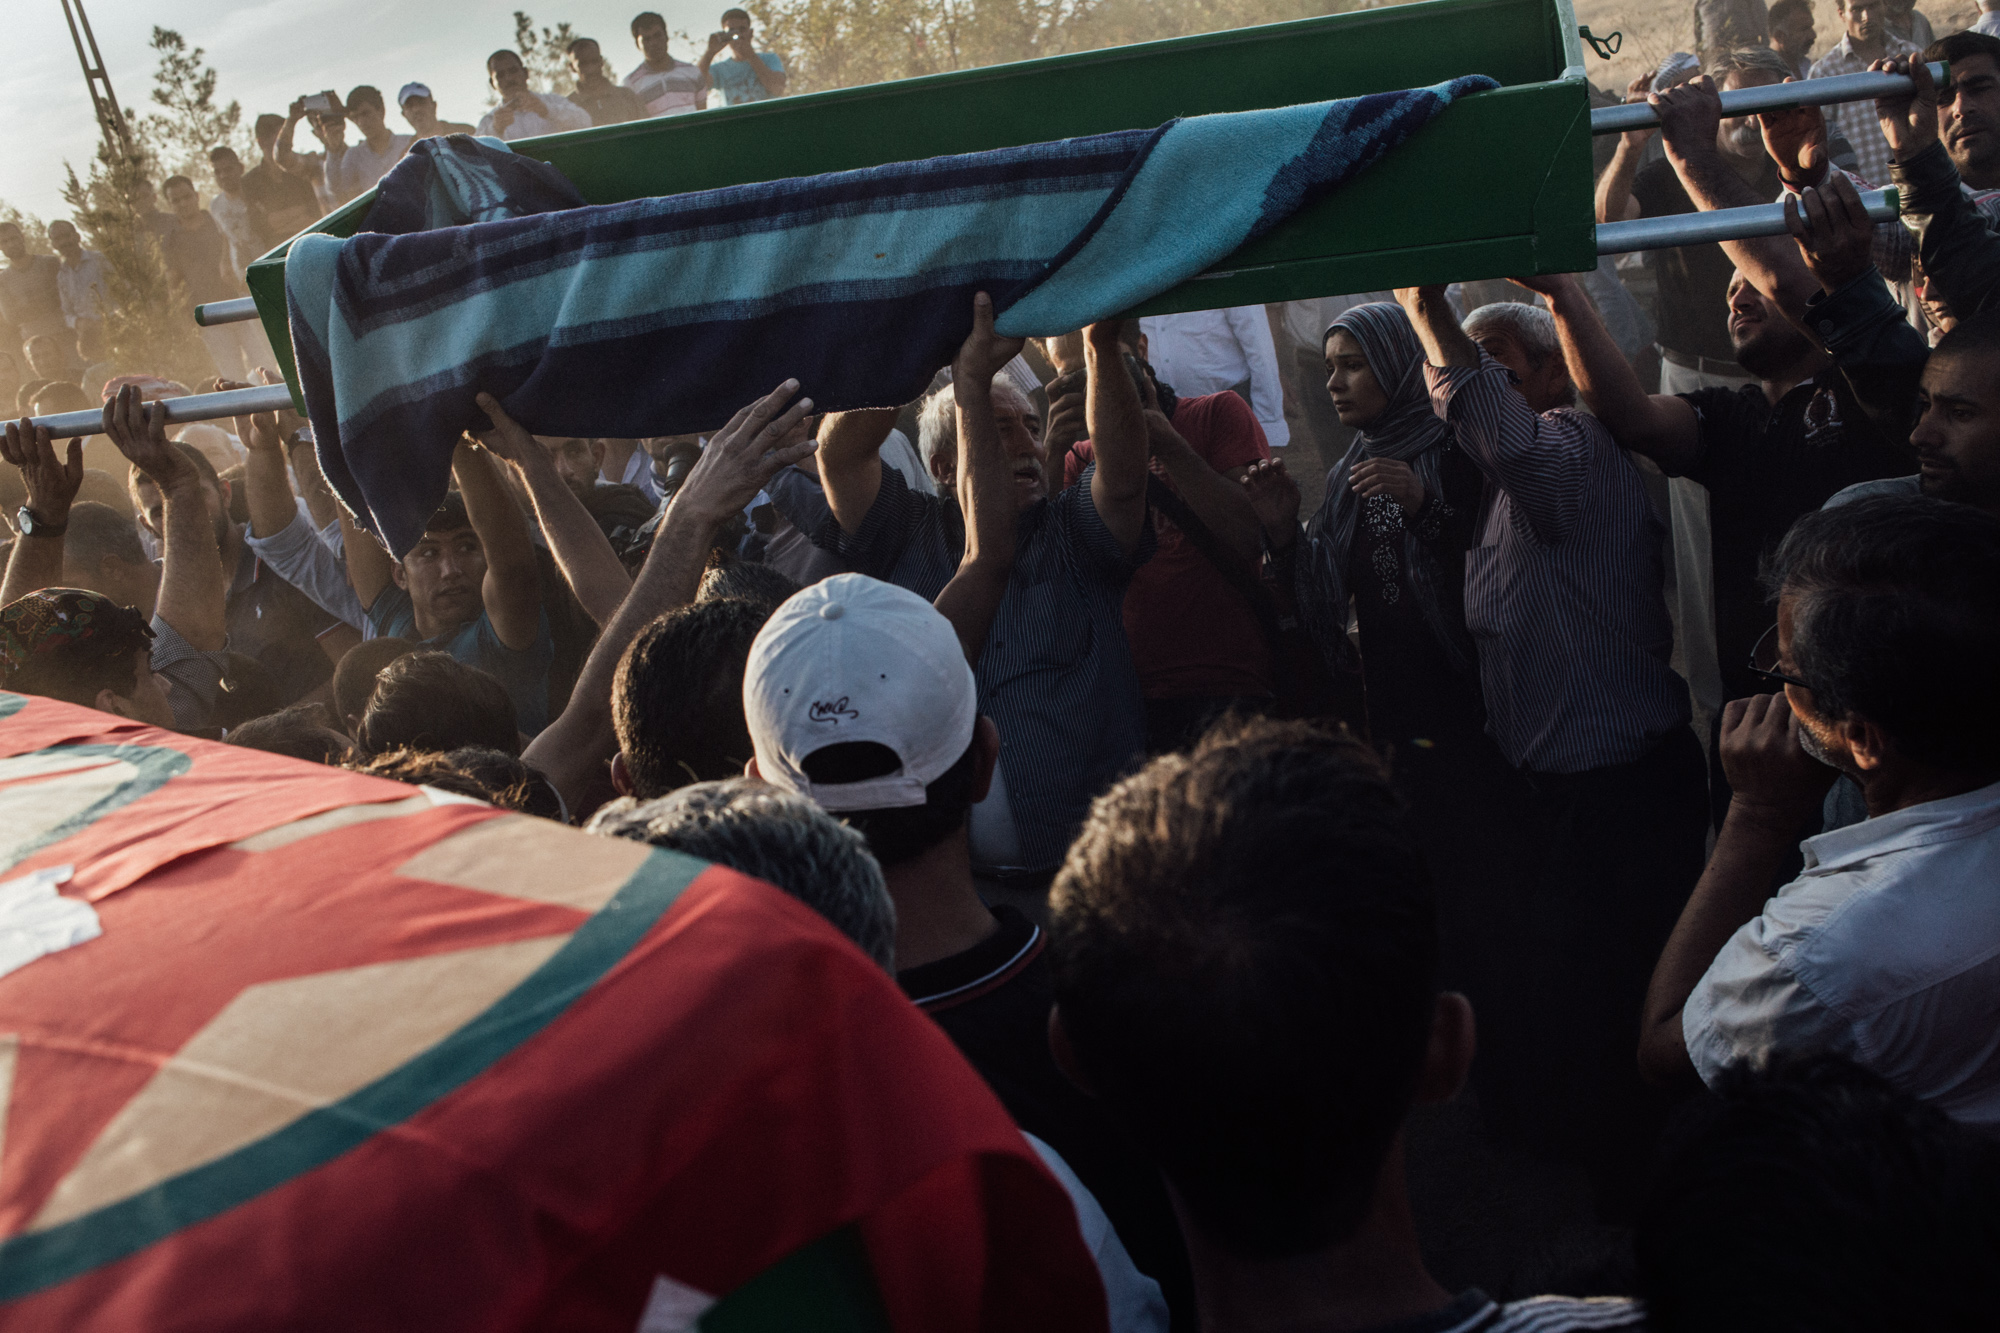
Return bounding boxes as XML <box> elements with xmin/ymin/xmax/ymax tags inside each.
<box><xmin>3</xmin><ymin>0</ymin><xmax>2000</xmax><ymax>1326</ymax></box>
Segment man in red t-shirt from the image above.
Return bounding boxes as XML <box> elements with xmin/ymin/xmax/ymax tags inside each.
<box><xmin>1051</xmin><ymin>327</ymin><xmax>1274</xmax><ymax>753</ymax></box>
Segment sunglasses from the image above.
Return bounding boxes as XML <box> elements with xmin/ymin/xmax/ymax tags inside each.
<box><xmin>1748</xmin><ymin>622</ymin><xmax>1811</xmax><ymax>692</ymax></box>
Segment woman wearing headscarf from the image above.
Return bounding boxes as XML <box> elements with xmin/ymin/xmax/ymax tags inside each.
<box><xmin>1286</xmin><ymin>301</ymin><xmax>1488</xmax><ymax>753</ymax></box>
<box><xmin>1253</xmin><ymin>301</ymin><xmax>1532</xmax><ymax>1107</ymax></box>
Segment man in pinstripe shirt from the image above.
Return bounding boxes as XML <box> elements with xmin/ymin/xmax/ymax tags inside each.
<box><xmin>1394</xmin><ymin>286</ymin><xmax>1706</xmax><ymax>1207</ymax></box>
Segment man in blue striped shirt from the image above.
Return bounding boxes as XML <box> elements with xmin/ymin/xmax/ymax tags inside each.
<box><xmin>776</xmin><ymin>312</ymin><xmax>1153</xmax><ymax>878</ymax></box>
<box><xmin>1394</xmin><ymin>286</ymin><xmax>1707</xmax><ymax>1207</ymax></box>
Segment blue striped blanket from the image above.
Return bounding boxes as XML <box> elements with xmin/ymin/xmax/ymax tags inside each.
<box><xmin>287</xmin><ymin>77</ymin><xmax>1495</xmax><ymax>555</ymax></box>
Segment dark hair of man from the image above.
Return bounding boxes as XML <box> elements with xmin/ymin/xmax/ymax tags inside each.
<box><xmin>1</xmin><ymin>601</ymin><xmax>152</xmax><ymax>705</ymax></box>
<box><xmin>1767</xmin><ymin>0</ymin><xmax>1812</xmax><ymax>23</ymax></box>
<box><xmin>163</xmin><ymin>174</ymin><xmax>193</xmax><ymax>194</ymax></box>
<box><xmin>800</xmin><ymin>739</ymin><xmax>980</xmax><ymax>868</ymax></box>
<box><xmin>721</xmin><ymin>7</ymin><xmax>751</xmax><ymax>24</ymax></box>
<box><xmin>1636</xmin><ymin>1055</ymin><xmax>2000</xmax><ymax>1333</ymax></box>
<box><xmin>332</xmin><ymin>636</ymin><xmax>417</xmax><ymax>733</ymax></box>
<box><xmin>1928</xmin><ymin>307</ymin><xmax>2000</xmax><ymax>363</ymax></box>
<box><xmin>208</xmin><ymin>145</ymin><xmax>239</xmax><ymax>163</ymax></box>
<box><xmin>488</xmin><ymin>49</ymin><xmax>523</xmax><ymax>69</ymax></box>
<box><xmin>228</xmin><ymin>701</ymin><xmax>352</xmax><ymax>764</ymax></box>
<box><xmin>355</xmin><ymin>650</ymin><xmax>520</xmax><ymax>756</ymax></box>
<box><xmin>1925</xmin><ymin>29</ymin><xmax>2000</xmax><ymax>70</ymax></box>
<box><xmin>346</xmin><ymin>85</ymin><xmax>385</xmax><ymax>114</ymax></box>
<box><xmin>612</xmin><ymin>598</ymin><xmax>771</xmax><ymax>798</ymax></box>
<box><xmin>350</xmin><ymin>745</ymin><xmax>558</xmax><ymax>816</ymax></box>
<box><xmin>631</xmin><ymin>10</ymin><xmax>667</xmax><ymax>35</ymax></box>
<box><xmin>255</xmin><ymin>113</ymin><xmax>285</xmax><ymax>139</ymax></box>
<box><xmin>1048</xmin><ymin>716</ymin><xmax>1436</xmax><ymax>1259</ymax></box>
<box><xmin>1765</xmin><ymin>496</ymin><xmax>2000</xmax><ymax>771</ymax></box>
<box><xmin>697</xmin><ymin>555</ymin><xmax>800</xmax><ymax>614</ymax></box>
<box><xmin>567</xmin><ymin>36</ymin><xmax>599</xmax><ymax>55</ymax></box>
<box><xmin>63</xmin><ymin>501</ymin><xmax>148</xmax><ymax>571</ymax></box>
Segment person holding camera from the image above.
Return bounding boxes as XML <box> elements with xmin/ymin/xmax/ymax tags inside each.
<box><xmin>319</xmin><ymin>86</ymin><xmax>415</xmax><ymax>206</ymax></box>
<box><xmin>699</xmin><ymin>8</ymin><xmax>787</xmax><ymax>107</ymax></box>
<box><xmin>476</xmin><ymin>49</ymin><xmax>592</xmax><ymax>142</ymax></box>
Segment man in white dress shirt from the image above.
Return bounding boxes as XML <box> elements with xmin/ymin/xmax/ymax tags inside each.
<box><xmin>1137</xmin><ymin>305</ymin><xmax>1290</xmax><ymax>447</ymax></box>
<box><xmin>476</xmin><ymin>50</ymin><xmax>592</xmax><ymax>142</ymax></box>
<box><xmin>1641</xmin><ymin>496</ymin><xmax>2000</xmax><ymax>1130</ymax></box>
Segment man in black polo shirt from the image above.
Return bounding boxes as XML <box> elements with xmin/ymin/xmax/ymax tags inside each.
<box><xmin>741</xmin><ymin>573</ymin><xmax>1193</xmax><ymax>1330</ymax></box>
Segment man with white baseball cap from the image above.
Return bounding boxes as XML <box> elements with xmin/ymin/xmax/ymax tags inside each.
<box><xmin>743</xmin><ymin>572</ymin><xmax>1193</xmax><ymax>1327</ymax></box>
<box><xmin>398</xmin><ymin>83</ymin><xmax>476</xmax><ymax>140</ymax></box>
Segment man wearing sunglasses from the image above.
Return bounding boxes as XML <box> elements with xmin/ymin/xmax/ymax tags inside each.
<box><xmin>1638</xmin><ymin>495</ymin><xmax>2000</xmax><ymax>1131</ymax></box>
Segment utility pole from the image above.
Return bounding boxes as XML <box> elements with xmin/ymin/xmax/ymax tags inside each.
<box><xmin>59</xmin><ymin>0</ymin><xmax>135</xmax><ymax>154</ymax></box>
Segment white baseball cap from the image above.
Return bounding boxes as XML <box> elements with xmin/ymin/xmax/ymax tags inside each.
<box><xmin>397</xmin><ymin>82</ymin><xmax>433</xmax><ymax>106</ymax></box>
<box><xmin>744</xmin><ymin>574</ymin><xmax>976</xmax><ymax>812</ymax></box>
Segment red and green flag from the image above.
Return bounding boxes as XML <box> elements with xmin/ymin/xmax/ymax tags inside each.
<box><xmin>0</xmin><ymin>693</ymin><xmax>1107</xmax><ymax>1330</ymax></box>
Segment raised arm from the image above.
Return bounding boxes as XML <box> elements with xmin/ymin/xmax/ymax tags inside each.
<box><xmin>1083</xmin><ymin>320</ymin><xmax>1150</xmax><ymax>556</ymax></box>
<box><xmin>452</xmin><ymin>438</ymin><xmax>542</xmax><ymax>652</ymax></box>
<box><xmin>1652</xmin><ymin>76</ymin><xmax>1822</xmax><ymax>321</ymax></box>
<box><xmin>1514</xmin><ymin>272</ymin><xmax>1703</xmax><ymax>473</ymax></box>
<box><xmin>340</xmin><ymin>508</ymin><xmax>395</xmax><ymax>616</ymax></box>
<box><xmin>1146</xmin><ymin>405</ymin><xmax>1264</xmax><ymax>564</ymax></box>
<box><xmin>816</xmin><ymin>405</ymin><xmax>899</xmax><ymax>536</ymax></box>
<box><xmin>932</xmin><ymin>292</ymin><xmax>1023</xmax><ymax>662</ymax></box>
<box><xmin>1594</xmin><ymin>74</ymin><xmax>1655</xmax><ymax>225</ymax></box>
<box><xmin>104</xmin><ymin>387</ymin><xmax>225</xmax><ymax>652</ymax></box>
<box><xmin>228</xmin><ymin>382</ymin><xmax>305</xmax><ymax>539</ymax></box>
<box><xmin>0</xmin><ymin>419</ymin><xmax>83</xmax><ymax>607</ymax></box>
<box><xmin>1639</xmin><ymin>693</ymin><xmax>1836</xmax><ymax>1086</ymax></box>
<box><xmin>1879</xmin><ymin>58</ymin><xmax>2000</xmax><ymax>320</ymax></box>
<box><xmin>472</xmin><ymin>395</ymin><xmax>632</xmax><ymax>627</ymax></box>
<box><xmin>524</xmin><ymin>381</ymin><xmax>814</xmax><ymax>812</ymax></box>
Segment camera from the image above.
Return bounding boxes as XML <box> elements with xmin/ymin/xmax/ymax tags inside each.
<box><xmin>302</xmin><ymin>93</ymin><xmax>334</xmax><ymax>115</ymax></box>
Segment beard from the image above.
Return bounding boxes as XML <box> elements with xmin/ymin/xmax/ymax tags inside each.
<box><xmin>1732</xmin><ymin>318</ymin><xmax>1817</xmax><ymax>380</ymax></box>
<box><xmin>1722</xmin><ymin>118</ymin><xmax>1765</xmax><ymax>156</ymax></box>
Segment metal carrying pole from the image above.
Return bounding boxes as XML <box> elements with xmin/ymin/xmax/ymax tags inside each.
<box><xmin>26</xmin><ymin>384</ymin><xmax>299</xmax><ymax>440</ymax></box>
<box><xmin>1597</xmin><ymin>187</ymin><xmax>1900</xmax><ymax>254</ymax></box>
<box><xmin>192</xmin><ymin>297</ymin><xmax>262</xmax><ymax>327</ymax></box>
<box><xmin>1590</xmin><ymin>62</ymin><xmax>1948</xmax><ymax>134</ymax></box>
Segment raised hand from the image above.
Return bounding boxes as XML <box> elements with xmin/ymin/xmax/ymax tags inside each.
<box><xmin>673</xmin><ymin>380</ymin><xmax>817</xmax><ymax>526</ymax></box>
<box><xmin>1873</xmin><ymin>56</ymin><xmax>1939</xmax><ymax>162</ymax></box>
<box><xmin>954</xmin><ymin>291</ymin><xmax>1026</xmax><ymax>386</ymax></box>
<box><xmin>1784</xmin><ymin>171</ymin><xmax>1879</xmax><ymax>294</ymax></box>
<box><xmin>101</xmin><ymin>384</ymin><xmax>191</xmax><ymax>488</ymax></box>
<box><xmin>1043</xmin><ymin>367</ymin><xmax>1088</xmax><ymax>461</ymax></box>
<box><xmin>1651</xmin><ymin>74</ymin><xmax>1725</xmax><ymax>159</ymax></box>
<box><xmin>1242</xmin><ymin>456</ymin><xmax>1301</xmax><ymax>548</ymax></box>
<box><xmin>1759</xmin><ymin>82</ymin><xmax>1831</xmax><ymax>187</ymax></box>
<box><xmin>2</xmin><ymin>418</ymin><xmax>84</xmax><ymax>526</ymax></box>
<box><xmin>470</xmin><ymin>392</ymin><xmax>540</xmax><ymax>467</ymax></box>
<box><xmin>1350</xmin><ymin>457</ymin><xmax>1425</xmax><ymax>513</ymax></box>
<box><xmin>1621</xmin><ymin>71</ymin><xmax>1658</xmax><ymax>151</ymax></box>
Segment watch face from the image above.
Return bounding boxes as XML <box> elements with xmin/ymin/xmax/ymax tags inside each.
<box><xmin>16</xmin><ymin>507</ymin><xmax>33</xmax><ymax>536</ymax></box>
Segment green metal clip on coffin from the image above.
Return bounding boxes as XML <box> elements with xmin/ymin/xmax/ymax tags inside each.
<box><xmin>26</xmin><ymin>0</ymin><xmax>1932</xmax><ymax>436</ymax></box>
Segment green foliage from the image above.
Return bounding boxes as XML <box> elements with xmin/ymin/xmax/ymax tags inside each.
<box><xmin>136</xmin><ymin>27</ymin><xmax>250</xmax><ymax>192</ymax></box>
<box><xmin>514</xmin><ymin>11</ymin><xmax>589</xmax><ymax>96</ymax></box>
<box><xmin>758</xmin><ymin>0</ymin><xmax>1353</xmax><ymax>92</ymax></box>
<box><xmin>59</xmin><ymin>139</ymin><xmax>215</xmax><ymax>389</ymax></box>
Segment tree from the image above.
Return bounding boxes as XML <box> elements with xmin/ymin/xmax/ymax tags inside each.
<box><xmin>759</xmin><ymin>0</ymin><xmax>1350</xmax><ymax>93</ymax></box>
<box><xmin>60</xmin><ymin>139</ymin><xmax>215</xmax><ymax>390</ymax></box>
<box><xmin>514</xmin><ymin>11</ymin><xmax>588</xmax><ymax>96</ymax></box>
<box><xmin>136</xmin><ymin>28</ymin><xmax>249</xmax><ymax>192</ymax></box>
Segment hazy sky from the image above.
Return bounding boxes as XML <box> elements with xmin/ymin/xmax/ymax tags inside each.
<box><xmin>2</xmin><ymin>0</ymin><xmax>719</xmax><ymax>224</ymax></box>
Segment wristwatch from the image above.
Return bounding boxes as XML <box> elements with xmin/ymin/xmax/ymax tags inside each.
<box><xmin>17</xmin><ymin>506</ymin><xmax>67</xmax><ymax>538</ymax></box>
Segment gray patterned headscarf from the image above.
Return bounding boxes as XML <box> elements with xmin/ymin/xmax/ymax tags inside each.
<box><xmin>1297</xmin><ymin>302</ymin><xmax>1473</xmax><ymax>677</ymax></box>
